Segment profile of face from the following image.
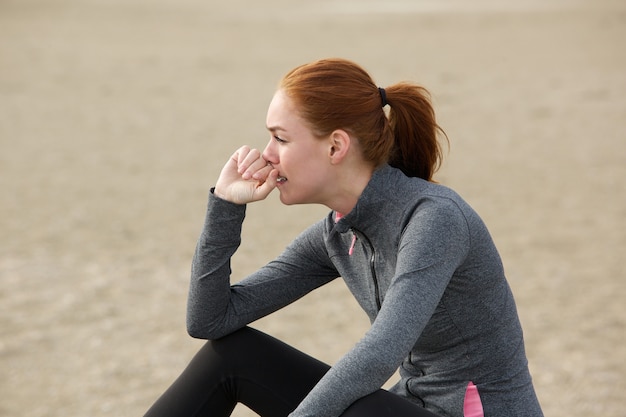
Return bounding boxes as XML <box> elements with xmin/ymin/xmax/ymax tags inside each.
<box><xmin>262</xmin><ymin>90</ymin><xmax>336</xmax><ymax>207</ymax></box>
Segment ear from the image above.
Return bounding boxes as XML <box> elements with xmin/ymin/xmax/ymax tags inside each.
<box><xmin>328</xmin><ymin>129</ymin><xmax>351</xmax><ymax>164</ymax></box>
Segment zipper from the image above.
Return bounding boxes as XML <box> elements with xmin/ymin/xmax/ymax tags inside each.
<box><xmin>350</xmin><ymin>227</ymin><xmax>382</xmax><ymax>310</ymax></box>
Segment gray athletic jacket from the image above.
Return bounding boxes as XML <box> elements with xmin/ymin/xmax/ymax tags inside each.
<box><xmin>187</xmin><ymin>164</ymin><xmax>544</xmax><ymax>417</ymax></box>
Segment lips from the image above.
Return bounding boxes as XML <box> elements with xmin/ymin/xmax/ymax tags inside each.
<box><xmin>276</xmin><ymin>176</ymin><xmax>287</xmax><ymax>184</ymax></box>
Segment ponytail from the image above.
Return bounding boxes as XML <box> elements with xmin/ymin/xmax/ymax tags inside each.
<box><xmin>385</xmin><ymin>83</ymin><xmax>447</xmax><ymax>181</ymax></box>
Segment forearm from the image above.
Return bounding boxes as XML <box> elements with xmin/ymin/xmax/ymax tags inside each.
<box><xmin>289</xmin><ymin>265</ymin><xmax>455</xmax><ymax>417</ymax></box>
<box><xmin>186</xmin><ymin>189</ymin><xmax>246</xmax><ymax>339</ymax></box>
<box><xmin>186</xmin><ymin>192</ymin><xmax>338</xmax><ymax>340</ymax></box>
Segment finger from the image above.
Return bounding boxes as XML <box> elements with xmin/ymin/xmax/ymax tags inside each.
<box><xmin>220</xmin><ymin>147</ymin><xmax>246</xmax><ymax>180</ymax></box>
<box><xmin>235</xmin><ymin>146</ymin><xmax>253</xmax><ymax>172</ymax></box>
<box><xmin>238</xmin><ymin>149</ymin><xmax>260</xmax><ymax>177</ymax></box>
<box><xmin>241</xmin><ymin>150</ymin><xmax>266</xmax><ymax>180</ymax></box>
<box><xmin>253</xmin><ymin>169</ymin><xmax>279</xmax><ymax>200</ymax></box>
<box><xmin>232</xmin><ymin>145</ymin><xmax>248</xmax><ymax>160</ymax></box>
<box><xmin>251</xmin><ymin>162</ymin><xmax>273</xmax><ymax>181</ymax></box>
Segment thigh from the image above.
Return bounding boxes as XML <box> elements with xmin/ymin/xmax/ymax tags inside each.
<box><xmin>146</xmin><ymin>327</ymin><xmax>439</xmax><ymax>417</ymax></box>
<box><xmin>229</xmin><ymin>329</ymin><xmax>439</xmax><ymax>417</ymax></box>
<box><xmin>212</xmin><ymin>327</ymin><xmax>331</xmax><ymax>416</ymax></box>
<box><xmin>144</xmin><ymin>327</ymin><xmax>331</xmax><ymax>417</ymax></box>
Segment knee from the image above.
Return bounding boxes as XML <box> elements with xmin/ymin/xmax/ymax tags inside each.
<box><xmin>185</xmin><ymin>329</ymin><xmax>251</xmax><ymax>376</ymax></box>
<box><xmin>203</xmin><ymin>326</ymin><xmax>253</xmax><ymax>358</ymax></box>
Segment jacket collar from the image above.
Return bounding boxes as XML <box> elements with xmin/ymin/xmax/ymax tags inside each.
<box><xmin>333</xmin><ymin>164</ymin><xmax>400</xmax><ymax>234</ymax></box>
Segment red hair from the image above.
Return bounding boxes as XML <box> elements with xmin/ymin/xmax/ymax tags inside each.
<box><xmin>279</xmin><ymin>58</ymin><xmax>446</xmax><ymax>181</ymax></box>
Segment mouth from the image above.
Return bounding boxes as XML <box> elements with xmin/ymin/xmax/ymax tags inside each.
<box><xmin>276</xmin><ymin>176</ymin><xmax>288</xmax><ymax>184</ymax></box>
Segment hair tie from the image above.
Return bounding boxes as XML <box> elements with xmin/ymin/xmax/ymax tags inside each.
<box><xmin>378</xmin><ymin>87</ymin><xmax>387</xmax><ymax>107</ymax></box>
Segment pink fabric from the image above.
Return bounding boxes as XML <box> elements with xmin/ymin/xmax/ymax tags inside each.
<box><xmin>348</xmin><ymin>234</ymin><xmax>357</xmax><ymax>255</ymax></box>
<box><xmin>334</xmin><ymin>212</ymin><xmax>357</xmax><ymax>255</ymax></box>
<box><xmin>463</xmin><ymin>382</ymin><xmax>484</xmax><ymax>417</ymax></box>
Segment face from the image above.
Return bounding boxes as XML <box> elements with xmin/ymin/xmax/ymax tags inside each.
<box><xmin>263</xmin><ymin>90</ymin><xmax>334</xmax><ymax>206</ymax></box>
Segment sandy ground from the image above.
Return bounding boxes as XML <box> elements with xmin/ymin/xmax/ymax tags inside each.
<box><xmin>1</xmin><ymin>0</ymin><xmax>625</xmax><ymax>416</ymax></box>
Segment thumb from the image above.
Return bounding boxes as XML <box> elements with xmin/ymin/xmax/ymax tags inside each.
<box><xmin>253</xmin><ymin>169</ymin><xmax>279</xmax><ymax>200</ymax></box>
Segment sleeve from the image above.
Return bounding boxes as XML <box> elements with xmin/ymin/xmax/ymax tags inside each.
<box><xmin>289</xmin><ymin>198</ymin><xmax>471</xmax><ymax>417</ymax></box>
<box><xmin>186</xmin><ymin>190</ymin><xmax>339</xmax><ymax>340</ymax></box>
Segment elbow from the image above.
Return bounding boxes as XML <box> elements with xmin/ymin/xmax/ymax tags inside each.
<box><xmin>186</xmin><ymin>317</ymin><xmax>228</xmax><ymax>340</ymax></box>
<box><xmin>186</xmin><ymin>320</ymin><xmax>214</xmax><ymax>340</ymax></box>
<box><xmin>186</xmin><ymin>307</ymin><xmax>206</xmax><ymax>339</ymax></box>
<box><xmin>186</xmin><ymin>322</ymin><xmax>207</xmax><ymax>339</ymax></box>
<box><xmin>186</xmin><ymin>296</ymin><xmax>235</xmax><ymax>339</ymax></box>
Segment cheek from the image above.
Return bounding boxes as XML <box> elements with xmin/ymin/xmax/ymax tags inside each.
<box><xmin>296</xmin><ymin>164</ymin><xmax>330</xmax><ymax>194</ymax></box>
<box><xmin>283</xmin><ymin>144</ymin><xmax>328</xmax><ymax>180</ymax></box>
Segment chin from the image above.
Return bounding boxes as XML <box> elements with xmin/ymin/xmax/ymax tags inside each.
<box><xmin>278</xmin><ymin>191</ymin><xmax>307</xmax><ymax>206</ymax></box>
<box><xmin>279</xmin><ymin>195</ymin><xmax>298</xmax><ymax>206</ymax></box>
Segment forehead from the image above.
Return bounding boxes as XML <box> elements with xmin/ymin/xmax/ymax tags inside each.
<box><xmin>266</xmin><ymin>90</ymin><xmax>299</xmax><ymax>131</ymax></box>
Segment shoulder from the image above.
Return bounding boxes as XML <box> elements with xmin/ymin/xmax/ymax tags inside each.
<box><xmin>379</xmin><ymin>165</ymin><xmax>470</xmax><ymax>211</ymax></box>
<box><xmin>393</xmin><ymin>177</ymin><xmax>474</xmax><ymax>224</ymax></box>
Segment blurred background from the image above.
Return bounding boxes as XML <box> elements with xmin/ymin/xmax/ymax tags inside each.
<box><xmin>1</xmin><ymin>0</ymin><xmax>624</xmax><ymax>416</ymax></box>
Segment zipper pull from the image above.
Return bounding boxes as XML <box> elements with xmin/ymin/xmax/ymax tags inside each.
<box><xmin>349</xmin><ymin>231</ymin><xmax>357</xmax><ymax>256</ymax></box>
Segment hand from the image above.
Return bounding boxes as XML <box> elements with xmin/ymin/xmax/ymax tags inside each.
<box><xmin>213</xmin><ymin>146</ymin><xmax>279</xmax><ymax>204</ymax></box>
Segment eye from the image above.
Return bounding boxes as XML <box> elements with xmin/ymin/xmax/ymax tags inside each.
<box><xmin>273</xmin><ymin>135</ymin><xmax>287</xmax><ymax>144</ymax></box>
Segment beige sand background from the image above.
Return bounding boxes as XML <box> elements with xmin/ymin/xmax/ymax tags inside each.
<box><xmin>1</xmin><ymin>0</ymin><xmax>624</xmax><ymax>416</ymax></box>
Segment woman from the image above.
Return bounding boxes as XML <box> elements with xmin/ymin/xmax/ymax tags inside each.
<box><xmin>145</xmin><ymin>58</ymin><xmax>544</xmax><ymax>417</ymax></box>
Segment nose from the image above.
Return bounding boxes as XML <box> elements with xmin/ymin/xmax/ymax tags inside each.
<box><xmin>261</xmin><ymin>138</ymin><xmax>277</xmax><ymax>165</ymax></box>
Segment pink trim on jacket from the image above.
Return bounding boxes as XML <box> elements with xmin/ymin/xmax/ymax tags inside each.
<box><xmin>464</xmin><ymin>382</ymin><xmax>484</xmax><ymax>417</ymax></box>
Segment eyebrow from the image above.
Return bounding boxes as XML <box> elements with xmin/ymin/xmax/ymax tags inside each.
<box><xmin>266</xmin><ymin>125</ymin><xmax>286</xmax><ymax>133</ymax></box>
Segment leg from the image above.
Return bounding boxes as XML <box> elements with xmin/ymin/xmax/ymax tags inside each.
<box><xmin>144</xmin><ymin>326</ymin><xmax>440</xmax><ymax>417</ymax></box>
<box><xmin>341</xmin><ymin>390</ymin><xmax>440</xmax><ymax>417</ymax></box>
<box><xmin>144</xmin><ymin>327</ymin><xmax>330</xmax><ymax>417</ymax></box>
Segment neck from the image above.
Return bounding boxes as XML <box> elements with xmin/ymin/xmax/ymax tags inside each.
<box><xmin>327</xmin><ymin>163</ymin><xmax>374</xmax><ymax>215</ymax></box>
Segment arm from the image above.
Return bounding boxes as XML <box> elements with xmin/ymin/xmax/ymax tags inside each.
<box><xmin>187</xmin><ymin>193</ymin><xmax>338</xmax><ymax>339</ymax></box>
<box><xmin>186</xmin><ymin>146</ymin><xmax>338</xmax><ymax>339</ymax></box>
<box><xmin>290</xmin><ymin>199</ymin><xmax>471</xmax><ymax>417</ymax></box>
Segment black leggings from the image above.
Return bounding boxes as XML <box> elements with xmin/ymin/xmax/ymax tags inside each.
<box><xmin>144</xmin><ymin>327</ymin><xmax>439</xmax><ymax>417</ymax></box>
